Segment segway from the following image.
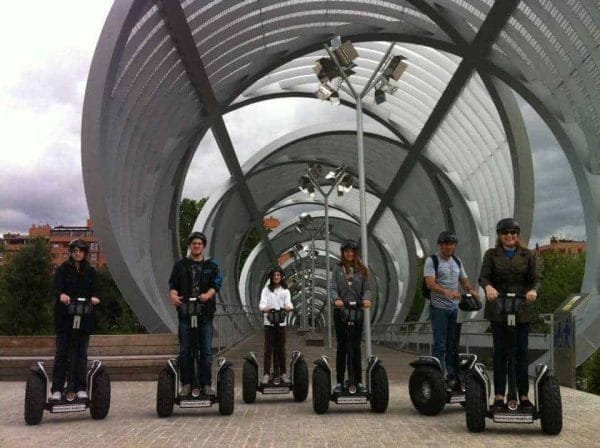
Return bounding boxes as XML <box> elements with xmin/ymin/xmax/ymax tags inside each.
<box><xmin>243</xmin><ymin>309</ymin><xmax>309</xmax><ymax>403</ymax></box>
<box><xmin>312</xmin><ymin>300</ymin><xmax>389</xmax><ymax>414</ymax></box>
<box><xmin>156</xmin><ymin>298</ymin><xmax>234</xmax><ymax>417</ymax></box>
<box><xmin>409</xmin><ymin>294</ymin><xmax>481</xmax><ymax>415</ymax></box>
<box><xmin>465</xmin><ymin>293</ymin><xmax>562</xmax><ymax>434</ymax></box>
<box><xmin>24</xmin><ymin>297</ymin><xmax>111</xmax><ymax>425</ymax></box>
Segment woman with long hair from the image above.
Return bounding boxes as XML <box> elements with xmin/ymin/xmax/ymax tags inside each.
<box><xmin>329</xmin><ymin>239</ymin><xmax>372</xmax><ymax>393</ymax></box>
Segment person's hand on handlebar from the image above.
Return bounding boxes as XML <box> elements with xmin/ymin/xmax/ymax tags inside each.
<box><xmin>525</xmin><ymin>289</ymin><xmax>537</xmax><ymax>302</ymax></box>
<box><xmin>446</xmin><ymin>290</ymin><xmax>461</xmax><ymax>300</ymax></box>
<box><xmin>91</xmin><ymin>297</ymin><xmax>100</xmax><ymax>305</ymax></box>
<box><xmin>335</xmin><ymin>299</ymin><xmax>344</xmax><ymax>308</ymax></box>
<box><xmin>285</xmin><ymin>305</ymin><xmax>293</xmax><ymax>312</ymax></box>
<box><xmin>199</xmin><ymin>292</ymin><xmax>212</xmax><ymax>302</ymax></box>
<box><xmin>467</xmin><ymin>289</ymin><xmax>480</xmax><ymax>301</ymax></box>
<box><xmin>59</xmin><ymin>293</ymin><xmax>71</xmax><ymax>305</ymax></box>
<box><xmin>362</xmin><ymin>299</ymin><xmax>372</xmax><ymax>309</ymax></box>
<box><xmin>485</xmin><ymin>285</ymin><xmax>499</xmax><ymax>301</ymax></box>
<box><xmin>169</xmin><ymin>290</ymin><xmax>183</xmax><ymax>307</ymax></box>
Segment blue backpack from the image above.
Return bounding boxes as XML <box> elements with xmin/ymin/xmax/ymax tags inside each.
<box><xmin>421</xmin><ymin>255</ymin><xmax>461</xmax><ymax>300</ymax></box>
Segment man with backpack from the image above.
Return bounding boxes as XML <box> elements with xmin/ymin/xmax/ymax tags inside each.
<box><xmin>424</xmin><ymin>231</ymin><xmax>479</xmax><ymax>389</ymax></box>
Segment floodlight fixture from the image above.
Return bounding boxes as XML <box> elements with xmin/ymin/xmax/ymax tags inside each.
<box><xmin>298</xmin><ymin>175</ymin><xmax>311</xmax><ymax>192</ymax></box>
<box><xmin>315</xmin><ymin>83</ymin><xmax>336</xmax><ymax>101</ymax></box>
<box><xmin>313</xmin><ymin>57</ymin><xmax>338</xmax><ymax>82</ymax></box>
<box><xmin>334</xmin><ymin>40</ymin><xmax>359</xmax><ymax>67</ymax></box>
<box><xmin>308</xmin><ymin>162</ymin><xmax>322</xmax><ymax>179</ymax></box>
<box><xmin>383</xmin><ymin>55</ymin><xmax>408</xmax><ymax>81</ymax></box>
<box><xmin>374</xmin><ymin>88</ymin><xmax>386</xmax><ymax>105</ymax></box>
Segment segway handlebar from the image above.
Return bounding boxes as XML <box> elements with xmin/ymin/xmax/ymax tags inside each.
<box><xmin>179</xmin><ymin>297</ymin><xmax>206</xmax><ymax>318</ymax></box>
<box><xmin>266</xmin><ymin>308</ymin><xmax>288</xmax><ymax>326</ymax></box>
<box><xmin>67</xmin><ymin>297</ymin><xmax>93</xmax><ymax>316</ymax></box>
<box><xmin>496</xmin><ymin>293</ymin><xmax>526</xmax><ymax>315</ymax></box>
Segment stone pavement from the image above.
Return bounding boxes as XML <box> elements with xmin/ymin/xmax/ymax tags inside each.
<box><xmin>1</xmin><ymin>330</ymin><xmax>598</xmax><ymax>447</ymax></box>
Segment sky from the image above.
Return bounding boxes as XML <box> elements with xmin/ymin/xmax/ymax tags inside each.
<box><xmin>0</xmin><ymin>1</ymin><xmax>586</xmax><ymax>247</ymax></box>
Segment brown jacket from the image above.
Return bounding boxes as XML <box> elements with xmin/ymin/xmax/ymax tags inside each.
<box><xmin>479</xmin><ymin>246</ymin><xmax>541</xmax><ymax>323</ymax></box>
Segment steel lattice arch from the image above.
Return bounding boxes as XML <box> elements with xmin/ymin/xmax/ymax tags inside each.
<box><xmin>82</xmin><ymin>1</ymin><xmax>600</xmax><ymax>364</ymax></box>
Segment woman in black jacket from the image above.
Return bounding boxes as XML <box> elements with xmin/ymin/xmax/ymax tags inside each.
<box><xmin>329</xmin><ymin>239</ymin><xmax>372</xmax><ymax>393</ymax></box>
<box><xmin>479</xmin><ymin>218</ymin><xmax>540</xmax><ymax>412</ymax></box>
<box><xmin>50</xmin><ymin>239</ymin><xmax>100</xmax><ymax>401</ymax></box>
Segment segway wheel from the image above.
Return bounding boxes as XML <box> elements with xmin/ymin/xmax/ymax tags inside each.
<box><xmin>312</xmin><ymin>365</ymin><xmax>330</xmax><ymax>414</ymax></box>
<box><xmin>464</xmin><ymin>372</ymin><xmax>486</xmax><ymax>433</ymax></box>
<box><xmin>90</xmin><ymin>368</ymin><xmax>111</xmax><ymax>420</ymax></box>
<box><xmin>24</xmin><ymin>371</ymin><xmax>46</xmax><ymax>425</ymax></box>
<box><xmin>156</xmin><ymin>368</ymin><xmax>175</xmax><ymax>418</ymax></box>
<box><xmin>242</xmin><ymin>359</ymin><xmax>258</xmax><ymax>404</ymax></box>
<box><xmin>408</xmin><ymin>366</ymin><xmax>446</xmax><ymax>416</ymax></box>
<box><xmin>369</xmin><ymin>365</ymin><xmax>389</xmax><ymax>413</ymax></box>
<box><xmin>292</xmin><ymin>357</ymin><xmax>309</xmax><ymax>402</ymax></box>
<box><xmin>539</xmin><ymin>375</ymin><xmax>562</xmax><ymax>435</ymax></box>
<box><xmin>218</xmin><ymin>366</ymin><xmax>235</xmax><ymax>416</ymax></box>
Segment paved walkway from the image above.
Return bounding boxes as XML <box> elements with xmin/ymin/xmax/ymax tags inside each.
<box><xmin>1</xmin><ymin>330</ymin><xmax>598</xmax><ymax>447</ymax></box>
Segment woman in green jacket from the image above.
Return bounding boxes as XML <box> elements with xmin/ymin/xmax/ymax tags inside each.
<box><xmin>479</xmin><ymin>218</ymin><xmax>541</xmax><ymax>412</ymax></box>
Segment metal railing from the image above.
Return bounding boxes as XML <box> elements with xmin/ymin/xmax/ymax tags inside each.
<box><xmin>371</xmin><ymin>313</ymin><xmax>555</xmax><ymax>372</ymax></box>
<box><xmin>212</xmin><ymin>304</ymin><xmax>262</xmax><ymax>354</ymax></box>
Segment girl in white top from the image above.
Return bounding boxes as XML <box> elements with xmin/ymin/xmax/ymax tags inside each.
<box><xmin>259</xmin><ymin>266</ymin><xmax>293</xmax><ymax>383</ymax></box>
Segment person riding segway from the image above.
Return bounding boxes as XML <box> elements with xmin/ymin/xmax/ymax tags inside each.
<box><xmin>312</xmin><ymin>239</ymin><xmax>389</xmax><ymax>414</ymax></box>
<box><xmin>24</xmin><ymin>239</ymin><xmax>110</xmax><ymax>425</ymax></box>
<box><xmin>409</xmin><ymin>231</ymin><xmax>480</xmax><ymax>415</ymax></box>
<box><xmin>242</xmin><ymin>266</ymin><xmax>309</xmax><ymax>403</ymax></box>
<box><xmin>464</xmin><ymin>218</ymin><xmax>562</xmax><ymax>434</ymax></box>
<box><xmin>157</xmin><ymin>231</ymin><xmax>234</xmax><ymax>416</ymax></box>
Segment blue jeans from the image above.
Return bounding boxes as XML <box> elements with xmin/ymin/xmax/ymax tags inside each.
<box><xmin>178</xmin><ymin>316</ymin><xmax>213</xmax><ymax>386</ymax></box>
<box><xmin>430</xmin><ymin>306</ymin><xmax>458</xmax><ymax>379</ymax></box>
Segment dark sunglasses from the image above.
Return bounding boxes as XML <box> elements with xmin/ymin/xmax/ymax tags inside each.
<box><xmin>500</xmin><ymin>230</ymin><xmax>519</xmax><ymax>236</ymax></box>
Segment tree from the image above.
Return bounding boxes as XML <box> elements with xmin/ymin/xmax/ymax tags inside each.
<box><xmin>405</xmin><ymin>257</ymin><xmax>426</xmax><ymax>322</ymax></box>
<box><xmin>94</xmin><ymin>267</ymin><xmax>146</xmax><ymax>334</ymax></box>
<box><xmin>178</xmin><ymin>197</ymin><xmax>207</xmax><ymax>255</ymax></box>
<box><xmin>0</xmin><ymin>238</ymin><xmax>54</xmax><ymax>335</ymax></box>
<box><xmin>537</xmin><ymin>251</ymin><xmax>585</xmax><ymax>315</ymax></box>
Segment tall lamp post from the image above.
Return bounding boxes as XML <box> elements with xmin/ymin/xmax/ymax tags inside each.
<box><xmin>299</xmin><ymin>163</ymin><xmax>353</xmax><ymax>348</ymax></box>
<box><xmin>312</xmin><ymin>38</ymin><xmax>408</xmax><ymax>358</ymax></box>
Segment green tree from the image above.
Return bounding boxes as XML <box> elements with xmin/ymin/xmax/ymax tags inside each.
<box><xmin>405</xmin><ymin>257</ymin><xmax>426</xmax><ymax>322</ymax></box>
<box><xmin>238</xmin><ymin>228</ymin><xmax>263</xmax><ymax>273</ymax></box>
<box><xmin>94</xmin><ymin>267</ymin><xmax>146</xmax><ymax>334</ymax></box>
<box><xmin>178</xmin><ymin>197</ymin><xmax>207</xmax><ymax>255</ymax></box>
<box><xmin>0</xmin><ymin>237</ymin><xmax>54</xmax><ymax>335</ymax></box>
<box><xmin>537</xmin><ymin>251</ymin><xmax>585</xmax><ymax>314</ymax></box>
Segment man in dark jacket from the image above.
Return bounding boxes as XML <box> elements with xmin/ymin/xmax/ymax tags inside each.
<box><xmin>51</xmin><ymin>239</ymin><xmax>100</xmax><ymax>401</ymax></box>
<box><xmin>168</xmin><ymin>231</ymin><xmax>222</xmax><ymax>396</ymax></box>
<box><xmin>479</xmin><ymin>218</ymin><xmax>541</xmax><ymax>412</ymax></box>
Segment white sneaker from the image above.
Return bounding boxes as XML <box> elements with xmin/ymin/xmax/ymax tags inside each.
<box><xmin>76</xmin><ymin>390</ymin><xmax>88</xmax><ymax>400</ymax></box>
<box><xmin>50</xmin><ymin>391</ymin><xmax>62</xmax><ymax>401</ymax></box>
<box><xmin>280</xmin><ymin>373</ymin><xmax>291</xmax><ymax>383</ymax></box>
<box><xmin>261</xmin><ymin>374</ymin><xmax>270</xmax><ymax>384</ymax></box>
<box><xmin>179</xmin><ymin>384</ymin><xmax>191</xmax><ymax>396</ymax></box>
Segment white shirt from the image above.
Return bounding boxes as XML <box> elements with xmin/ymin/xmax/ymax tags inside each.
<box><xmin>259</xmin><ymin>286</ymin><xmax>293</xmax><ymax>326</ymax></box>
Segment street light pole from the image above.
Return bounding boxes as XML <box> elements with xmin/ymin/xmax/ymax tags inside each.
<box><xmin>310</xmin><ymin>234</ymin><xmax>316</xmax><ymax>332</ymax></box>
<box><xmin>323</xmin><ymin>41</ymin><xmax>397</xmax><ymax>359</ymax></box>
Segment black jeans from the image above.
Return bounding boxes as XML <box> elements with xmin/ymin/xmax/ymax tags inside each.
<box><xmin>51</xmin><ymin>330</ymin><xmax>90</xmax><ymax>392</ymax></box>
<box><xmin>178</xmin><ymin>316</ymin><xmax>213</xmax><ymax>386</ymax></box>
<box><xmin>263</xmin><ymin>325</ymin><xmax>287</xmax><ymax>375</ymax></box>
<box><xmin>334</xmin><ymin>309</ymin><xmax>363</xmax><ymax>384</ymax></box>
<box><xmin>491</xmin><ymin>321</ymin><xmax>530</xmax><ymax>396</ymax></box>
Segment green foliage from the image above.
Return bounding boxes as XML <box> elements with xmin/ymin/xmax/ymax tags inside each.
<box><xmin>537</xmin><ymin>251</ymin><xmax>585</xmax><ymax>315</ymax></box>
<box><xmin>405</xmin><ymin>257</ymin><xmax>426</xmax><ymax>322</ymax></box>
<box><xmin>178</xmin><ymin>197</ymin><xmax>207</xmax><ymax>255</ymax></box>
<box><xmin>94</xmin><ymin>267</ymin><xmax>146</xmax><ymax>334</ymax></box>
<box><xmin>0</xmin><ymin>238</ymin><xmax>54</xmax><ymax>335</ymax></box>
<box><xmin>238</xmin><ymin>228</ymin><xmax>262</xmax><ymax>274</ymax></box>
<box><xmin>578</xmin><ymin>351</ymin><xmax>600</xmax><ymax>395</ymax></box>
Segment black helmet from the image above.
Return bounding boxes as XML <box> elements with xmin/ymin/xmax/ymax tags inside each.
<box><xmin>437</xmin><ymin>231</ymin><xmax>458</xmax><ymax>244</ymax></box>
<box><xmin>187</xmin><ymin>231</ymin><xmax>207</xmax><ymax>246</ymax></box>
<box><xmin>496</xmin><ymin>218</ymin><xmax>521</xmax><ymax>234</ymax></box>
<box><xmin>68</xmin><ymin>239</ymin><xmax>89</xmax><ymax>254</ymax></box>
<box><xmin>340</xmin><ymin>239</ymin><xmax>359</xmax><ymax>251</ymax></box>
<box><xmin>459</xmin><ymin>295</ymin><xmax>482</xmax><ymax>312</ymax></box>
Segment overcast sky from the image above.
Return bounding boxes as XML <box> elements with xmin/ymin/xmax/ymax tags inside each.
<box><xmin>0</xmin><ymin>1</ymin><xmax>586</xmax><ymax>247</ymax></box>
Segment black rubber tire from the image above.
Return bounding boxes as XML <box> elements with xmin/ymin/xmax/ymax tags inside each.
<box><xmin>539</xmin><ymin>375</ymin><xmax>562</xmax><ymax>435</ymax></box>
<box><xmin>156</xmin><ymin>368</ymin><xmax>175</xmax><ymax>418</ymax></box>
<box><xmin>218</xmin><ymin>366</ymin><xmax>235</xmax><ymax>416</ymax></box>
<box><xmin>292</xmin><ymin>358</ymin><xmax>309</xmax><ymax>402</ymax></box>
<box><xmin>24</xmin><ymin>371</ymin><xmax>46</xmax><ymax>425</ymax></box>
<box><xmin>312</xmin><ymin>365</ymin><xmax>330</xmax><ymax>414</ymax></box>
<box><xmin>242</xmin><ymin>360</ymin><xmax>258</xmax><ymax>404</ymax></box>
<box><xmin>408</xmin><ymin>366</ymin><xmax>446</xmax><ymax>416</ymax></box>
<box><xmin>90</xmin><ymin>369</ymin><xmax>111</xmax><ymax>420</ymax></box>
<box><xmin>464</xmin><ymin>373</ymin><xmax>486</xmax><ymax>433</ymax></box>
<box><xmin>369</xmin><ymin>365</ymin><xmax>389</xmax><ymax>413</ymax></box>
